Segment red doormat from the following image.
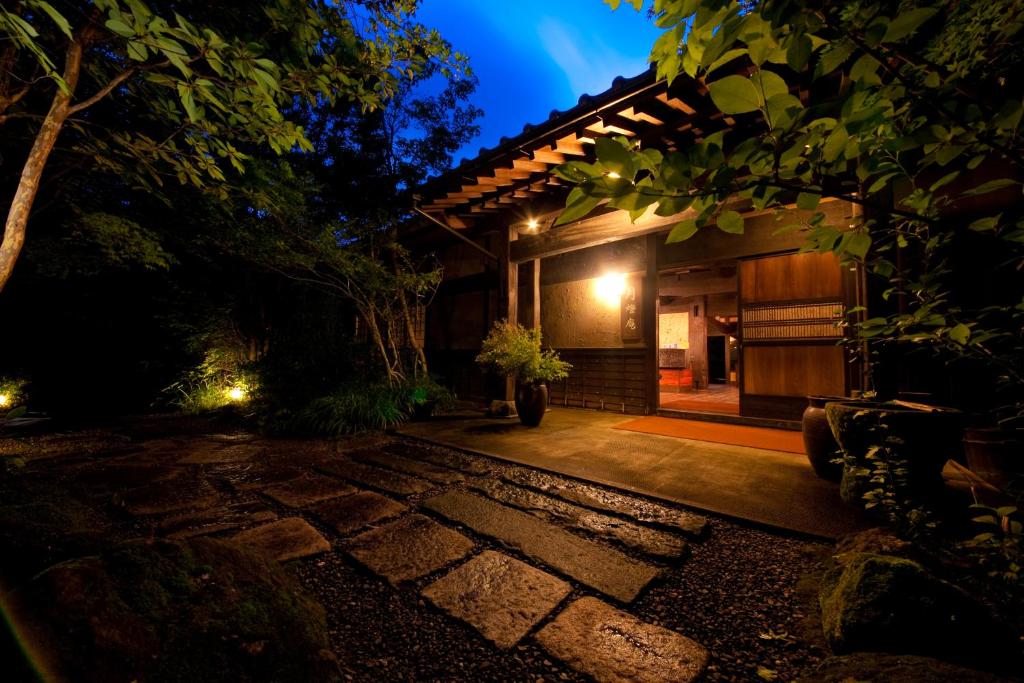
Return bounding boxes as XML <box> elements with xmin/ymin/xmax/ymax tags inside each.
<box><xmin>614</xmin><ymin>416</ymin><xmax>805</xmax><ymax>454</ymax></box>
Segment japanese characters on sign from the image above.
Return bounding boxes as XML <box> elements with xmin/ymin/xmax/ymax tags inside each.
<box><xmin>620</xmin><ymin>276</ymin><xmax>643</xmax><ymax>343</ymax></box>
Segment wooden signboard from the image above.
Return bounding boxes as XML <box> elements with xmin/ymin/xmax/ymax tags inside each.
<box><xmin>621</xmin><ymin>275</ymin><xmax>643</xmax><ymax>343</ymax></box>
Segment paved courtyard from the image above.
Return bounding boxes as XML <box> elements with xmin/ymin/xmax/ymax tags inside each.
<box><xmin>2</xmin><ymin>420</ymin><xmax>832</xmax><ymax>681</ymax></box>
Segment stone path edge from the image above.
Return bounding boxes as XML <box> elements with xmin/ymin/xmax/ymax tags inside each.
<box><xmin>394</xmin><ymin>431</ymin><xmax>839</xmax><ymax>542</ymax></box>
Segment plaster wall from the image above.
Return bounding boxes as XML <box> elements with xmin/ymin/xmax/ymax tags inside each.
<box><xmin>659</xmin><ymin>312</ymin><xmax>689</xmax><ymax>349</ymax></box>
<box><xmin>538</xmin><ymin>237</ymin><xmax>647</xmax><ymax>349</ymax></box>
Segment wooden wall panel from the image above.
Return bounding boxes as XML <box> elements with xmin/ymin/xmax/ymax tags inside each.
<box><xmin>742</xmin><ymin>345</ymin><xmax>845</xmax><ymax>397</ymax></box>
<box><xmin>739</xmin><ymin>251</ymin><xmax>842</xmax><ymax>303</ymax></box>
<box><xmin>548</xmin><ymin>348</ymin><xmax>650</xmax><ymax>415</ymax></box>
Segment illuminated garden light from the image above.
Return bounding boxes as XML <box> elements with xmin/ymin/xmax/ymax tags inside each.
<box><xmin>227</xmin><ymin>386</ymin><xmax>247</xmax><ymax>402</ymax></box>
<box><xmin>0</xmin><ymin>393</ymin><xmax>9</xmax><ymax>407</ymax></box>
<box><xmin>606</xmin><ymin>171</ymin><xmax>621</xmax><ymax>179</ymax></box>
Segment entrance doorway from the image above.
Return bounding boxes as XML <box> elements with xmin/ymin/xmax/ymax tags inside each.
<box><xmin>657</xmin><ymin>262</ymin><xmax>739</xmax><ymax>415</ymax></box>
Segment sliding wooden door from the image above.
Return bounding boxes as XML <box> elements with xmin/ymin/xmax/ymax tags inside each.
<box><xmin>737</xmin><ymin>252</ymin><xmax>850</xmax><ymax>420</ymax></box>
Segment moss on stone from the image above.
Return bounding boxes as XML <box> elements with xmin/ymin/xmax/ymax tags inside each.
<box><xmin>10</xmin><ymin>537</ymin><xmax>339</xmax><ymax>682</ymax></box>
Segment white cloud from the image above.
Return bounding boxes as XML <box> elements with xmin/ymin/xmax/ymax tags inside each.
<box><xmin>536</xmin><ymin>17</ymin><xmax>646</xmax><ymax>97</ymax></box>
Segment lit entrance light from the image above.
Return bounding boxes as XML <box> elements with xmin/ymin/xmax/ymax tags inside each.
<box><xmin>595</xmin><ymin>272</ymin><xmax>626</xmax><ymax>307</ymax></box>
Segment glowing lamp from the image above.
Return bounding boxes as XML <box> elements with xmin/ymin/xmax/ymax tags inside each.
<box><xmin>527</xmin><ymin>218</ymin><xmax>539</xmax><ymax>230</ymax></box>
<box><xmin>607</xmin><ymin>171</ymin><xmax>621</xmax><ymax>179</ymax></box>
<box><xmin>0</xmin><ymin>393</ymin><xmax>9</xmax><ymax>407</ymax></box>
<box><xmin>227</xmin><ymin>386</ymin><xmax>247</xmax><ymax>402</ymax></box>
<box><xmin>595</xmin><ymin>272</ymin><xmax>627</xmax><ymax>306</ymax></box>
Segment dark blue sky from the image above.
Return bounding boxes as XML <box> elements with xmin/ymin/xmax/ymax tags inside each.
<box><xmin>415</xmin><ymin>0</ymin><xmax>662</xmax><ymax>164</ymax></box>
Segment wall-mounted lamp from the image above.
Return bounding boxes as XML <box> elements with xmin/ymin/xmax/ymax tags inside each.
<box><xmin>527</xmin><ymin>218</ymin><xmax>539</xmax><ymax>231</ymax></box>
<box><xmin>595</xmin><ymin>272</ymin><xmax>626</xmax><ymax>307</ymax></box>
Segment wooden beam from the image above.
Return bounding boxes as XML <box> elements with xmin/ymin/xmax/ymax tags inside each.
<box><xmin>476</xmin><ymin>176</ymin><xmax>515</xmax><ymax>186</ymax></box>
<box><xmin>656</xmin><ymin>92</ymin><xmax>697</xmax><ymax>115</ymax></box>
<box><xmin>553</xmin><ymin>135</ymin><xmax>587</xmax><ymax>156</ymax></box>
<box><xmin>510</xmin><ymin>206</ymin><xmax>695</xmax><ymax>263</ymax></box>
<box><xmin>512</xmin><ymin>158</ymin><xmax>548</xmax><ymax>173</ymax></box>
<box><xmin>530</xmin><ymin>147</ymin><xmax>566</xmax><ymax>164</ymax></box>
<box><xmin>585</xmin><ymin>120</ymin><xmax>635</xmax><ymax>137</ymax></box>
<box><xmin>494</xmin><ymin>167</ymin><xmax>533</xmax><ymax>180</ymax></box>
<box><xmin>618</xmin><ymin>106</ymin><xmax>663</xmax><ymax>126</ymax></box>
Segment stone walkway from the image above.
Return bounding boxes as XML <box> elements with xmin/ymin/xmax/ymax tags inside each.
<box><xmin>20</xmin><ymin>428</ymin><xmax>717</xmax><ymax>682</ymax></box>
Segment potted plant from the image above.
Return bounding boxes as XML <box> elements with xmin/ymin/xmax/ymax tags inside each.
<box><xmin>475</xmin><ymin>321</ymin><xmax>571</xmax><ymax>427</ymax></box>
<box><xmin>826</xmin><ymin>400</ymin><xmax>964</xmax><ymax>506</ymax></box>
<box><xmin>404</xmin><ymin>375</ymin><xmax>456</xmax><ymax>421</ymax></box>
<box><xmin>802</xmin><ymin>395</ymin><xmax>850</xmax><ymax>481</ymax></box>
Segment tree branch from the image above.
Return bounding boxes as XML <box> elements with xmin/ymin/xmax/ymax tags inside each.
<box><xmin>67</xmin><ymin>67</ymin><xmax>136</xmax><ymax>115</ymax></box>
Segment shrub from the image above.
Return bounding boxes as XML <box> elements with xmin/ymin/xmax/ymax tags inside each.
<box><xmin>475</xmin><ymin>320</ymin><xmax>571</xmax><ymax>384</ymax></box>
<box><xmin>289</xmin><ymin>383</ymin><xmax>407</xmax><ymax>436</ymax></box>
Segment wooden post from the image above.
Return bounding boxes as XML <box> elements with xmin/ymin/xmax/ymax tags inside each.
<box><xmin>643</xmin><ymin>235</ymin><xmax>659</xmax><ymax>415</ymax></box>
<box><xmin>498</xmin><ymin>225</ymin><xmax>518</xmax><ymax>402</ymax></box>
<box><xmin>531</xmin><ymin>258</ymin><xmax>541</xmax><ymax>330</ymax></box>
<box><xmin>689</xmin><ymin>295</ymin><xmax>709</xmax><ymax>391</ymax></box>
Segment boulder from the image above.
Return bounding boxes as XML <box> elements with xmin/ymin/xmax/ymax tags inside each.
<box><xmin>801</xmin><ymin>652</ymin><xmax>1013</xmax><ymax>682</ymax></box>
<box><xmin>819</xmin><ymin>553</ymin><xmax>1019</xmax><ymax>672</ymax></box>
<box><xmin>7</xmin><ymin>537</ymin><xmax>339</xmax><ymax>682</ymax></box>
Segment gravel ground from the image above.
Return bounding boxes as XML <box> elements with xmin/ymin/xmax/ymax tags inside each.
<box><xmin>287</xmin><ymin>436</ymin><xmax>832</xmax><ymax>683</ymax></box>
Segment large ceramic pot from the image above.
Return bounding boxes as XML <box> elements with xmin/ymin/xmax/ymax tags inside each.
<box><xmin>826</xmin><ymin>401</ymin><xmax>964</xmax><ymax>505</ymax></box>
<box><xmin>514</xmin><ymin>382</ymin><xmax>548</xmax><ymax>427</ymax></box>
<box><xmin>802</xmin><ymin>395</ymin><xmax>846</xmax><ymax>481</ymax></box>
<box><xmin>963</xmin><ymin>427</ymin><xmax>1024</xmax><ymax>493</ymax></box>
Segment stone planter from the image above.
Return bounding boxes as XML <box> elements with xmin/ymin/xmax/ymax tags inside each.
<box><xmin>963</xmin><ymin>427</ymin><xmax>1024</xmax><ymax>493</ymax></box>
<box><xmin>802</xmin><ymin>395</ymin><xmax>847</xmax><ymax>481</ymax></box>
<box><xmin>826</xmin><ymin>401</ymin><xmax>963</xmax><ymax>506</ymax></box>
<box><xmin>410</xmin><ymin>400</ymin><xmax>437</xmax><ymax>421</ymax></box>
<box><xmin>514</xmin><ymin>383</ymin><xmax>548</xmax><ymax>427</ymax></box>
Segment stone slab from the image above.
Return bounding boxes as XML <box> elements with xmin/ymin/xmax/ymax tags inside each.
<box><xmin>261</xmin><ymin>474</ymin><xmax>356</xmax><ymax>508</ymax></box>
<box><xmin>423</xmin><ymin>491</ymin><xmax>659</xmax><ymax>603</ymax></box>
<box><xmin>158</xmin><ymin>501</ymin><xmax>278</xmax><ymax>539</ymax></box>
<box><xmin>73</xmin><ymin>463</ymin><xmax>185</xmax><ymax>491</ymax></box>
<box><xmin>310</xmin><ymin>491</ymin><xmax>407</xmax><ymax>535</ymax></box>
<box><xmin>536</xmin><ymin>597</ymin><xmax>708</xmax><ymax>683</ymax></box>
<box><xmin>207</xmin><ymin>462</ymin><xmax>305</xmax><ymax>492</ymax></box>
<box><xmin>505</xmin><ymin>469</ymin><xmax>709</xmax><ymax>538</ymax></box>
<box><xmin>230</xmin><ymin>517</ymin><xmax>331</xmax><ymax>562</ymax></box>
<box><xmin>385</xmin><ymin>442</ymin><xmax>491</xmax><ymax>476</ymax></box>
<box><xmin>345</xmin><ymin>514</ymin><xmax>473</xmax><ymax>583</ymax></box>
<box><xmin>351</xmin><ymin>450</ymin><xmax>465</xmax><ymax>485</ymax></box>
<box><xmin>178</xmin><ymin>442</ymin><xmax>264</xmax><ymax>465</ymax></box>
<box><xmin>317</xmin><ymin>460</ymin><xmax>433</xmax><ymax>496</ymax></box>
<box><xmin>471</xmin><ymin>480</ymin><xmax>687</xmax><ymax>560</ymax></box>
<box><xmin>114</xmin><ymin>478</ymin><xmax>221</xmax><ymax>516</ymax></box>
<box><xmin>423</xmin><ymin>550</ymin><xmax>571</xmax><ymax>649</ymax></box>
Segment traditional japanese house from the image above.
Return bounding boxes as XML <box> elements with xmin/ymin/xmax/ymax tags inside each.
<box><xmin>408</xmin><ymin>67</ymin><xmax>867</xmax><ymax>425</ymax></box>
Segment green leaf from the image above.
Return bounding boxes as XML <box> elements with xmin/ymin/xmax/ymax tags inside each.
<box><xmin>105</xmin><ymin>18</ymin><xmax>135</xmax><ymax>38</ymax></box>
<box><xmin>968</xmin><ymin>215</ymin><xmax>1000</xmax><ymax>231</ymax></box>
<box><xmin>816</xmin><ymin>40</ymin><xmax>854</xmax><ymax>77</ymax></box>
<box><xmin>716</xmin><ymin>210</ymin><xmax>744</xmax><ymax>234</ymax></box>
<box><xmin>796</xmin><ymin>193</ymin><xmax>819</xmax><ymax>211</ymax></box>
<box><xmin>822</xmin><ymin>126</ymin><xmax>849</xmax><ymax>163</ymax></box>
<box><xmin>595</xmin><ymin>136</ymin><xmax>635</xmax><ymax>179</ymax></box>
<box><xmin>949</xmin><ymin>323</ymin><xmax>971</xmax><ymax>344</ymax></box>
<box><xmin>666</xmin><ymin>218</ymin><xmax>699</xmax><ymax>243</ymax></box>
<box><xmin>786</xmin><ymin>34</ymin><xmax>813</xmax><ymax>71</ymax></box>
<box><xmin>30</xmin><ymin>1</ymin><xmax>72</xmax><ymax>38</ymax></box>
<box><xmin>555</xmin><ymin>187</ymin><xmax>602</xmax><ymax>226</ymax></box>
<box><xmin>708</xmin><ymin>75</ymin><xmax>761</xmax><ymax>115</ymax></box>
<box><xmin>962</xmin><ymin>179</ymin><xmax>1020</xmax><ymax>197</ymax></box>
<box><xmin>845</xmin><ymin>232</ymin><xmax>872</xmax><ymax>259</ymax></box>
<box><xmin>883</xmin><ymin>8</ymin><xmax>938</xmax><ymax>43</ymax></box>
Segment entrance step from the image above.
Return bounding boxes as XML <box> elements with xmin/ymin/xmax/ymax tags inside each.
<box><xmin>470</xmin><ymin>479</ymin><xmax>688</xmax><ymax>560</ymax></box>
<box><xmin>422</xmin><ymin>550</ymin><xmax>571</xmax><ymax>649</ymax></box>
<box><xmin>423</xmin><ymin>490</ymin><xmax>659</xmax><ymax>603</ymax></box>
<box><xmin>536</xmin><ymin>596</ymin><xmax>708</xmax><ymax>683</ymax></box>
<box><xmin>503</xmin><ymin>468</ymin><xmax>709</xmax><ymax>538</ymax></box>
<box><xmin>657</xmin><ymin>408</ymin><xmax>801</xmax><ymax>431</ymax></box>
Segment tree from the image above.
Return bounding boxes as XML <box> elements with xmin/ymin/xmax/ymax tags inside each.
<box><xmin>558</xmin><ymin>0</ymin><xmax>1024</xmax><ymax>415</ymax></box>
<box><xmin>0</xmin><ymin>0</ymin><xmax>463</xmax><ymax>291</ymax></box>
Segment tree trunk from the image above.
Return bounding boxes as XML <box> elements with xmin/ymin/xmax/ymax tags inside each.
<box><xmin>0</xmin><ymin>38</ymin><xmax>84</xmax><ymax>293</ymax></box>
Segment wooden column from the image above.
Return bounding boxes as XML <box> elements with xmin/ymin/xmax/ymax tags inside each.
<box><xmin>531</xmin><ymin>259</ymin><xmax>541</xmax><ymax>330</ymax></box>
<box><xmin>643</xmin><ymin>235</ymin><xmax>659</xmax><ymax>415</ymax></box>
<box><xmin>688</xmin><ymin>295</ymin><xmax>709</xmax><ymax>391</ymax></box>
<box><xmin>498</xmin><ymin>225</ymin><xmax>518</xmax><ymax>401</ymax></box>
